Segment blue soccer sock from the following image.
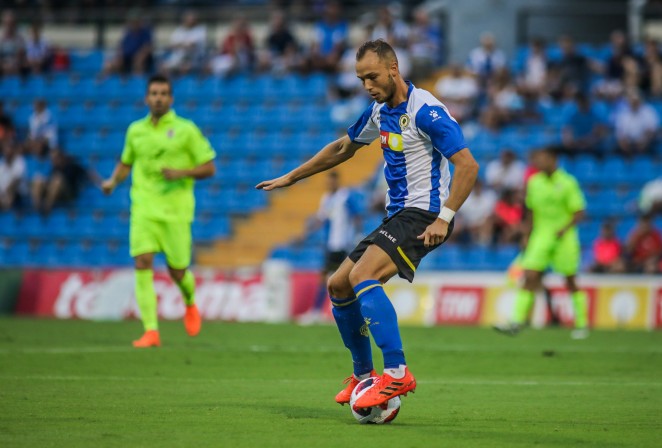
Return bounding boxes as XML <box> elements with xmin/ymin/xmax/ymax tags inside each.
<box><xmin>353</xmin><ymin>280</ymin><xmax>406</xmax><ymax>369</ymax></box>
<box><xmin>331</xmin><ymin>295</ymin><xmax>373</xmax><ymax>377</ymax></box>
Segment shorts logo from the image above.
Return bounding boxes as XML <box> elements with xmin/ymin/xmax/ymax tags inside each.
<box><xmin>399</xmin><ymin>114</ymin><xmax>410</xmax><ymax>131</ymax></box>
<box><xmin>380</xmin><ymin>131</ymin><xmax>404</xmax><ymax>152</ymax></box>
<box><xmin>167</xmin><ymin>129</ymin><xmax>174</xmax><ymax>139</ymax></box>
<box><xmin>379</xmin><ymin>229</ymin><xmax>397</xmax><ymax>243</ymax></box>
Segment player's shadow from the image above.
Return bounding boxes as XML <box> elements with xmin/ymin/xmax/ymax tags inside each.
<box><xmin>234</xmin><ymin>402</ymin><xmax>349</xmax><ymax>423</ymax></box>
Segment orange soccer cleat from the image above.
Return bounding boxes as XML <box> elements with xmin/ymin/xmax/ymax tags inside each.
<box><xmin>132</xmin><ymin>330</ymin><xmax>161</xmax><ymax>348</ymax></box>
<box><xmin>353</xmin><ymin>367</ymin><xmax>417</xmax><ymax>408</ymax></box>
<box><xmin>335</xmin><ymin>370</ymin><xmax>378</xmax><ymax>405</ymax></box>
<box><xmin>184</xmin><ymin>304</ymin><xmax>202</xmax><ymax>337</ymax></box>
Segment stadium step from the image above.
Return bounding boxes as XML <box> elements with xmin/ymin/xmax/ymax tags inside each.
<box><xmin>196</xmin><ymin>139</ymin><xmax>383</xmax><ymax>268</ymax></box>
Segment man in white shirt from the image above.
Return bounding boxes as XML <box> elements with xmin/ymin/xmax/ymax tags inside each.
<box><xmin>434</xmin><ymin>64</ymin><xmax>479</xmax><ymax>122</ymax></box>
<box><xmin>485</xmin><ymin>150</ymin><xmax>525</xmax><ymax>193</ymax></box>
<box><xmin>0</xmin><ymin>141</ymin><xmax>26</xmax><ymax>210</ymax></box>
<box><xmin>467</xmin><ymin>32</ymin><xmax>506</xmax><ymax>85</ymax></box>
<box><xmin>457</xmin><ymin>179</ymin><xmax>497</xmax><ymax>244</ymax></box>
<box><xmin>615</xmin><ymin>91</ymin><xmax>660</xmax><ymax>156</ymax></box>
<box><xmin>162</xmin><ymin>11</ymin><xmax>207</xmax><ymax>75</ymax></box>
<box><xmin>25</xmin><ymin>99</ymin><xmax>57</xmax><ymax>156</ymax></box>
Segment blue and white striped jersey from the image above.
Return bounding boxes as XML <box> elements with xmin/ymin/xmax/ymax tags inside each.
<box><xmin>347</xmin><ymin>82</ymin><xmax>467</xmax><ymax>217</ymax></box>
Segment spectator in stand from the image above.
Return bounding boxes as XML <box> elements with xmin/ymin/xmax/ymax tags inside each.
<box><xmin>590</xmin><ymin>221</ymin><xmax>625</xmax><ymax>273</ymax></box>
<box><xmin>639</xmin><ymin>176</ymin><xmax>662</xmax><ymax>216</ymax></box>
<box><xmin>519</xmin><ymin>37</ymin><xmax>548</xmax><ymax>96</ymax></box>
<box><xmin>161</xmin><ymin>11</ymin><xmax>207</xmax><ymax>76</ymax></box>
<box><xmin>0</xmin><ymin>10</ymin><xmax>25</xmax><ymax>77</ymax></box>
<box><xmin>466</xmin><ymin>32</ymin><xmax>506</xmax><ymax>88</ymax></box>
<box><xmin>640</xmin><ymin>39</ymin><xmax>662</xmax><ymax>97</ymax></box>
<box><xmin>24</xmin><ymin>99</ymin><xmax>57</xmax><ymax>157</ymax></box>
<box><xmin>31</xmin><ymin>149</ymin><xmax>86</xmax><ymax>215</ymax></box>
<box><xmin>0</xmin><ymin>140</ymin><xmax>25</xmax><ymax>211</ymax></box>
<box><xmin>560</xmin><ymin>93</ymin><xmax>606</xmax><ymax>158</ymax></box>
<box><xmin>259</xmin><ymin>10</ymin><xmax>301</xmax><ymax>74</ymax></box>
<box><xmin>370</xmin><ymin>5</ymin><xmax>411</xmax><ymax>78</ymax></box>
<box><xmin>209</xmin><ymin>16</ymin><xmax>255</xmax><ymax>77</ymax></box>
<box><xmin>408</xmin><ymin>6</ymin><xmax>442</xmax><ymax>80</ymax></box>
<box><xmin>102</xmin><ymin>15</ymin><xmax>153</xmax><ymax>76</ymax></box>
<box><xmin>306</xmin><ymin>0</ymin><xmax>348</xmax><ymax>73</ymax></box>
<box><xmin>487</xmin><ymin>67</ymin><xmax>524</xmax><ymax>125</ymax></box>
<box><xmin>434</xmin><ymin>64</ymin><xmax>478</xmax><ymax>123</ymax></box>
<box><xmin>615</xmin><ymin>90</ymin><xmax>660</xmax><ymax>156</ymax></box>
<box><xmin>485</xmin><ymin>149</ymin><xmax>525</xmax><ymax>194</ymax></box>
<box><xmin>625</xmin><ymin>213</ymin><xmax>662</xmax><ymax>273</ymax></box>
<box><xmin>0</xmin><ymin>101</ymin><xmax>15</xmax><ymax>142</ymax></box>
<box><xmin>550</xmin><ymin>35</ymin><xmax>594</xmax><ymax>94</ymax></box>
<box><xmin>456</xmin><ymin>179</ymin><xmax>497</xmax><ymax>245</ymax></box>
<box><xmin>596</xmin><ymin>30</ymin><xmax>631</xmax><ymax>99</ymax></box>
<box><xmin>493</xmin><ymin>188</ymin><xmax>524</xmax><ymax>244</ymax></box>
<box><xmin>25</xmin><ymin>22</ymin><xmax>52</xmax><ymax>75</ymax></box>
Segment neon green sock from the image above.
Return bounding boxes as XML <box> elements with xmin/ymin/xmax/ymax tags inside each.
<box><xmin>513</xmin><ymin>289</ymin><xmax>535</xmax><ymax>325</ymax></box>
<box><xmin>571</xmin><ymin>290</ymin><xmax>588</xmax><ymax>329</ymax></box>
<box><xmin>175</xmin><ymin>270</ymin><xmax>196</xmax><ymax>306</ymax></box>
<box><xmin>135</xmin><ymin>269</ymin><xmax>158</xmax><ymax>331</ymax></box>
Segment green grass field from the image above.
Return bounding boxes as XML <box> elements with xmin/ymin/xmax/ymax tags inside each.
<box><xmin>0</xmin><ymin>318</ymin><xmax>660</xmax><ymax>448</ymax></box>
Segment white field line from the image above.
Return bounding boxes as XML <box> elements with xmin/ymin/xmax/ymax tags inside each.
<box><xmin>1</xmin><ymin>344</ymin><xmax>661</xmax><ymax>355</ymax></box>
<box><xmin>0</xmin><ymin>374</ymin><xmax>659</xmax><ymax>388</ymax></box>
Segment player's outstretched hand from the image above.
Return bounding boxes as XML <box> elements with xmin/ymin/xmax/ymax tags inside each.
<box><xmin>417</xmin><ymin>219</ymin><xmax>449</xmax><ymax>248</ymax></box>
<box><xmin>162</xmin><ymin>168</ymin><xmax>185</xmax><ymax>180</ymax></box>
<box><xmin>255</xmin><ymin>175</ymin><xmax>295</xmax><ymax>191</ymax></box>
<box><xmin>101</xmin><ymin>179</ymin><xmax>116</xmax><ymax>195</ymax></box>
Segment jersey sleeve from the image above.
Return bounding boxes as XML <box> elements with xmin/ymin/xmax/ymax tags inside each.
<box><xmin>347</xmin><ymin>102</ymin><xmax>379</xmax><ymax>145</ymax></box>
<box><xmin>120</xmin><ymin>125</ymin><xmax>135</xmax><ymax>165</ymax></box>
<box><xmin>416</xmin><ymin>104</ymin><xmax>467</xmax><ymax>159</ymax></box>
<box><xmin>566</xmin><ymin>176</ymin><xmax>586</xmax><ymax>213</ymax></box>
<box><xmin>188</xmin><ymin>123</ymin><xmax>216</xmax><ymax>165</ymax></box>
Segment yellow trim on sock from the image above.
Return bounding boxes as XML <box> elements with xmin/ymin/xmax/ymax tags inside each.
<box><xmin>397</xmin><ymin>246</ymin><xmax>416</xmax><ymax>272</ymax></box>
<box><xmin>331</xmin><ymin>297</ymin><xmax>359</xmax><ymax>307</ymax></box>
<box><xmin>355</xmin><ymin>283</ymin><xmax>382</xmax><ymax>298</ymax></box>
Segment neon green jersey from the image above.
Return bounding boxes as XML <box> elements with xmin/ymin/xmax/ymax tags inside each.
<box><xmin>525</xmin><ymin>168</ymin><xmax>586</xmax><ymax>233</ymax></box>
<box><xmin>121</xmin><ymin>110</ymin><xmax>215</xmax><ymax>223</ymax></box>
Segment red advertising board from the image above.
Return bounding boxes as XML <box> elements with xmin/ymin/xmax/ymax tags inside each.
<box><xmin>656</xmin><ymin>288</ymin><xmax>662</xmax><ymax>329</ymax></box>
<box><xmin>436</xmin><ymin>286</ymin><xmax>484</xmax><ymax>325</ymax></box>
<box><xmin>16</xmin><ymin>269</ymin><xmax>268</xmax><ymax>321</ymax></box>
<box><xmin>545</xmin><ymin>287</ymin><xmax>597</xmax><ymax>327</ymax></box>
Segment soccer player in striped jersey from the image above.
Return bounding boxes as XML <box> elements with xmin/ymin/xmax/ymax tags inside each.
<box><xmin>257</xmin><ymin>40</ymin><xmax>479</xmax><ymax>408</ymax></box>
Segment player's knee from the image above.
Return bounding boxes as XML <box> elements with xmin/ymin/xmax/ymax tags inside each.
<box><xmin>348</xmin><ymin>265</ymin><xmax>372</xmax><ymax>289</ymax></box>
<box><xmin>134</xmin><ymin>255</ymin><xmax>153</xmax><ymax>270</ymax></box>
<box><xmin>327</xmin><ymin>272</ymin><xmax>352</xmax><ymax>299</ymax></box>
<box><xmin>168</xmin><ymin>267</ymin><xmax>185</xmax><ymax>282</ymax></box>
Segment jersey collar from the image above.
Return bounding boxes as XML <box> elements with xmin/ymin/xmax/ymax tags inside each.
<box><xmin>146</xmin><ymin>109</ymin><xmax>176</xmax><ymax>127</ymax></box>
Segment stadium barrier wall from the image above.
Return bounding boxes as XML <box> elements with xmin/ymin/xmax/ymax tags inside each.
<box><xmin>12</xmin><ymin>268</ymin><xmax>662</xmax><ymax>330</ymax></box>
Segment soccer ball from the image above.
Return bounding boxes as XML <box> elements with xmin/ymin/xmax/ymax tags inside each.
<box><xmin>349</xmin><ymin>377</ymin><xmax>401</xmax><ymax>424</ymax></box>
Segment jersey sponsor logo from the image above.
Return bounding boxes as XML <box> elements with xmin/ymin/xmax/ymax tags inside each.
<box><xmin>380</xmin><ymin>130</ymin><xmax>404</xmax><ymax>152</ymax></box>
<box><xmin>167</xmin><ymin>129</ymin><xmax>174</xmax><ymax>139</ymax></box>
<box><xmin>399</xmin><ymin>114</ymin><xmax>410</xmax><ymax>131</ymax></box>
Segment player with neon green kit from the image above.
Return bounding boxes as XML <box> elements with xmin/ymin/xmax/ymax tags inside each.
<box><xmin>102</xmin><ymin>74</ymin><xmax>216</xmax><ymax>348</ymax></box>
<box><xmin>495</xmin><ymin>148</ymin><xmax>589</xmax><ymax>339</ymax></box>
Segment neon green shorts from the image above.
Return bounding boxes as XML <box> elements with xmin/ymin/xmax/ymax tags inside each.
<box><xmin>520</xmin><ymin>230</ymin><xmax>581</xmax><ymax>276</ymax></box>
<box><xmin>129</xmin><ymin>216</ymin><xmax>192</xmax><ymax>269</ymax></box>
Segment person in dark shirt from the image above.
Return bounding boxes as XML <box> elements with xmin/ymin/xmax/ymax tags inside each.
<box><xmin>102</xmin><ymin>15</ymin><xmax>153</xmax><ymax>76</ymax></box>
<box><xmin>31</xmin><ymin>149</ymin><xmax>87</xmax><ymax>215</ymax></box>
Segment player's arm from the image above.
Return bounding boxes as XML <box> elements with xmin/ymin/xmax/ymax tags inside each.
<box><xmin>101</xmin><ymin>162</ymin><xmax>131</xmax><ymax>195</ymax></box>
<box><xmin>557</xmin><ymin>177</ymin><xmax>586</xmax><ymax>237</ymax></box>
<box><xmin>418</xmin><ymin>148</ymin><xmax>479</xmax><ymax>247</ymax></box>
<box><xmin>162</xmin><ymin>160</ymin><xmax>216</xmax><ymax>180</ymax></box>
<box><xmin>556</xmin><ymin>210</ymin><xmax>585</xmax><ymax>238</ymax></box>
<box><xmin>256</xmin><ymin>136</ymin><xmax>365</xmax><ymax>191</ymax></box>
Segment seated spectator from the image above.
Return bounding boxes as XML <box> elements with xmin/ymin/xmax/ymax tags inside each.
<box><xmin>31</xmin><ymin>149</ymin><xmax>86</xmax><ymax>215</ymax></box>
<box><xmin>485</xmin><ymin>149</ymin><xmax>525</xmax><ymax>193</ymax></box>
<box><xmin>519</xmin><ymin>37</ymin><xmax>547</xmax><ymax>96</ymax></box>
<box><xmin>161</xmin><ymin>11</ymin><xmax>207</xmax><ymax>76</ymax></box>
<box><xmin>595</xmin><ymin>30</ymin><xmax>631</xmax><ymax>99</ymax></box>
<box><xmin>456</xmin><ymin>179</ymin><xmax>497</xmax><ymax>245</ymax></box>
<box><xmin>590</xmin><ymin>221</ymin><xmax>625</xmax><ymax>273</ymax></box>
<box><xmin>25</xmin><ymin>22</ymin><xmax>52</xmax><ymax>75</ymax></box>
<box><xmin>434</xmin><ymin>64</ymin><xmax>478</xmax><ymax>122</ymax></box>
<box><xmin>259</xmin><ymin>10</ymin><xmax>301</xmax><ymax>74</ymax></box>
<box><xmin>639</xmin><ymin>176</ymin><xmax>662</xmax><ymax>216</ymax></box>
<box><xmin>306</xmin><ymin>1</ymin><xmax>348</xmax><ymax>73</ymax></box>
<box><xmin>102</xmin><ymin>15</ymin><xmax>153</xmax><ymax>76</ymax></box>
<box><xmin>466</xmin><ymin>32</ymin><xmax>506</xmax><ymax>88</ymax></box>
<box><xmin>625</xmin><ymin>213</ymin><xmax>662</xmax><ymax>273</ymax></box>
<box><xmin>0</xmin><ymin>140</ymin><xmax>25</xmax><ymax>211</ymax></box>
<box><xmin>487</xmin><ymin>67</ymin><xmax>524</xmax><ymax>125</ymax></box>
<box><xmin>549</xmin><ymin>35</ymin><xmax>595</xmax><ymax>95</ymax></box>
<box><xmin>640</xmin><ymin>39</ymin><xmax>662</xmax><ymax>97</ymax></box>
<box><xmin>209</xmin><ymin>16</ymin><xmax>255</xmax><ymax>77</ymax></box>
<box><xmin>0</xmin><ymin>101</ymin><xmax>15</xmax><ymax>142</ymax></box>
<box><xmin>560</xmin><ymin>93</ymin><xmax>606</xmax><ymax>157</ymax></box>
<box><xmin>408</xmin><ymin>6</ymin><xmax>443</xmax><ymax>80</ymax></box>
<box><xmin>615</xmin><ymin>90</ymin><xmax>660</xmax><ymax>156</ymax></box>
<box><xmin>0</xmin><ymin>10</ymin><xmax>25</xmax><ymax>77</ymax></box>
<box><xmin>24</xmin><ymin>99</ymin><xmax>57</xmax><ymax>156</ymax></box>
<box><xmin>493</xmin><ymin>188</ymin><xmax>524</xmax><ymax>244</ymax></box>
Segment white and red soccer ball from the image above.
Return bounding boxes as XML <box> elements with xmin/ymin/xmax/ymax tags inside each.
<box><xmin>349</xmin><ymin>377</ymin><xmax>401</xmax><ymax>424</ymax></box>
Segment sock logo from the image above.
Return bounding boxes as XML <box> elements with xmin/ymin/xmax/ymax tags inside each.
<box><xmin>360</xmin><ymin>321</ymin><xmax>370</xmax><ymax>337</ymax></box>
